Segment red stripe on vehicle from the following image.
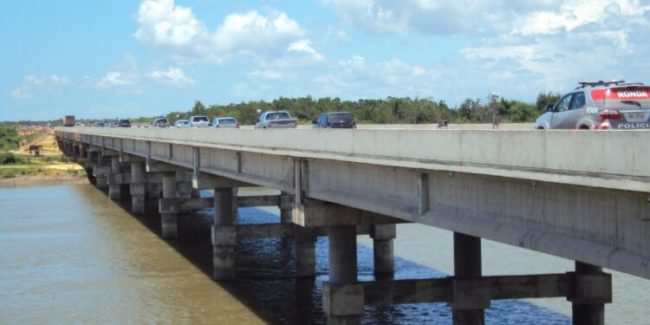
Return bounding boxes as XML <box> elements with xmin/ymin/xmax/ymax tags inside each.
<box><xmin>595</xmin><ymin>87</ymin><xmax>650</xmax><ymax>100</ymax></box>
<box><xmin>591</xmin><ymin>89</ymin><xmax>606</xmax><ymax>100</ymax></box>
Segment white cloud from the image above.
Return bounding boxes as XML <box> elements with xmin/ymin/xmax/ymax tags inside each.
<box><xmin>135</xmin><ymin>0</ymin><xmax>206</xmax><ymax>47</ymax></box>
<box><xmin>321</xmin><ymin>0</ymin><xmax>506</xmax><ymax>35</ymax></box>
<box><xmin>288</xmin><ymin>39</ymin><xmax>325</xmax><ymax>60</ymax></box>
<box><xmin>135</xmin><ymin>1</ymin><xmax>314</xmax><ymax>62</ymax></box>
<box><xmin>11</xmin><ymin>74</ymin><xmax>70</xmax><ymax>100</ymax></box>
<box><xmin>213</xmin><ymin>10</ymin><xmax>305</xmax><ymax>56</ymax></box>
<box><xmin>96</xmin><ymin>71</ymin><xmax>136</xmax><ymax>88</ymax></box>
<box><xmin>311</xmin><ymin>56</ymin><xmax>438</xmax><ymax>98</ymax></box>
<box><xmin>149</xmin><ymin>67</ymin><xmax>196</xmax><ymax>86</ymax></box>
<box><xmin>455</xmin><ymin>0</ymin><xmax>650</xmax><ymax>96</ymax></box>
<box><xmin>248</xmin><ymin>69</ymin><xmax>284</xmax><ymax>80</ymax></box>
<box><xmin>512</xmin><ymin>0</ymin><xmax>650</xmax><ymax>36</ymax></box>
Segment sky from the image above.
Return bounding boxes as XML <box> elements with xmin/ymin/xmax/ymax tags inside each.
<box><xmin>2</xmin><ymin>0</ymin><xmax>650</xmax><ymax>121</ymax></box>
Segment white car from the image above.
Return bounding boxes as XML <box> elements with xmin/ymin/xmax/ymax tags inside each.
<box><xmin>189</xmin><ymin>115</ymin><xmax>210</xmax><ymax>128</ymax></box>
<box><xmin>211</xmin><ymin>117</ymin><xmax>240</xmax><ymax>128</ymax></box>
<box><xmin>173</xmin><ymin>119</ymin><xmax>190</xmax><ymax>128</ymax></box>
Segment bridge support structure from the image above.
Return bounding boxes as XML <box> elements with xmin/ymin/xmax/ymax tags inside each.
<box><xmin>212</xmin><ymin>187</ymin><xmax>238</xmax><ymax>280</ymax></box>
<box><xmin>129</xmin><ymin>161</ymin><xmax>146</xmax><ymax>214</ymax></box>
<box><xmin>108</xmin><ymin>155</ymin><xmax>125</xmax><ymax>200</ymax></box>
<box><xmin>92</xmin><ymin>150</ymin><xmax>111</xmax><ymax>191</ymax></box>
<box><xmin>321</xmin><ymin>230</ymin><xmax>611</xmax><ymax>325</ymax></box>
<box><xmin>161</xmin><ymin>173</ymin><xmax>178</xmax><ymax>239</ymax></box>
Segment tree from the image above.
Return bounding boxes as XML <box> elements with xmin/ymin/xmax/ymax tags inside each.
<box><xmin>535</xmin><ymin>92</ymin><xmax>561</xmax><ymax>114</ymax></box>
<box><xmin>191</xmin><ymin>100</ymin><xmax>207</xmax><ymax>115</ymax></box>
<box><xmin>505</xmin><ymin>100</ymin><xmax>537</xmax><ymax>122</ymax></box>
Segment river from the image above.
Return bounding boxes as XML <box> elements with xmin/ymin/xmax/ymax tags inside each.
<box><xmin>1</xmin><ymin>183</ymin><xmax>648</xmax><ymax>324</ymax></box>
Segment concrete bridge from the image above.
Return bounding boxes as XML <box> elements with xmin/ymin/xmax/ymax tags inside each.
<box><xmin>55</xmin><ymin>127</ymin><xmax>650</xmax><ymax>325</ymax></box>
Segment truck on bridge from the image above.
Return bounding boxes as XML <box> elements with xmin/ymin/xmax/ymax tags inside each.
<box><xmin>62</xmin><ymin>115</ymin><xmax>76</xmax><ymax>127</ymax></box>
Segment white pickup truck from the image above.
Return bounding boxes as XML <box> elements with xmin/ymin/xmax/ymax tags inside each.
<box><xmin>254</xmin><ymin>111</ymin><xmax>297</xmax><ymax>129</ymax></box>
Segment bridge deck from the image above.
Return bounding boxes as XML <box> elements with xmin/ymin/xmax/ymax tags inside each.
<box><xmin>56</xmin><ymin>127</ymin><xmax>650</xmax><ymax>279</ymax></box>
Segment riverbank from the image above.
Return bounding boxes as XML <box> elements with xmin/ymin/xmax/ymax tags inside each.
<box><xmin>0</xmin><ymin>173</ymin><xmax>88</xmax><ymax>188</ymax></box>
<box><xmin>1</xmin><ymin>148</ymin><xmax>87</xmax><ymax>187</ymax></box>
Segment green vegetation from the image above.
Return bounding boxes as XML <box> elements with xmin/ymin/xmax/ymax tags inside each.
<box><xmin>162</xmin><ymin>93</ymin><xmax>561</xmax><ymax>125</ymax></box>
<box><xmin>0</xmin><ymin>152</ymin><xmax>80</xmax><ymax>179</ymax></box>
<box><xmin>0</xmin><ymin>125</ymin><xmax>20</xmax><ymax>151</ymax></box>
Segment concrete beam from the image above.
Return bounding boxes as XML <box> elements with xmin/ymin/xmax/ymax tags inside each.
<box><xmin>146</xmin><ymin>160</ymin><xmax>177</xmax><ymax>173</ymax></box>
<box><xmin>119</xmin><ymin>153</ymin><xmax>145</xmax><ymax>164</ymax></box>
<box><xmin>101</xmin><ymin>149</ymin><xmax>119</xmax><ymax>157</ymax></box>
<box><xmin>294</xmin><ymin>198</ymin><xmax>406</xmax><ymax>227</ymax></box>
<box><xmin>159</xmin><ymin>195</ymin><xmax>284</xmax><ymax>213</ymax></box>
<box><xmin>192</xmin><ymin>173</ymin><xmax>253</xmax><ymax>190</ymax></box>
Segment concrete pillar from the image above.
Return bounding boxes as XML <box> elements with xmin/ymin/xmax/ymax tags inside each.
<box><xmin>108</xmin><ymin>157</ymin><xmax>122</xmax><ymax>200</ymax></box>
<box><xmin>95</xmin><ymin>154</ymin><xmax>110</xmax><ymax>190</ymax></box>
<box><xmin>452</xmin><ymin>232</ymin><xmax>485</xmax><ymax>325</ymax></box>
<box><xmin>370</xmin><ymin>224</ymin><xmax>396</xmax><ymax>276</ymax></box>
<box><xmin>212</xmin><ymin>187</ymin><xmax>238</xmax><ymax>280</ymax></box>
<box><xmin>130</xmin><ymin>162</ymin><xmax>146</xmax><ymax>215</ymax></box>
<box><xmin>280</xmin><ymin>191</ymin><xmax>293</xmax><ymax>224</ymax></box>
<box><xmin>147</xmin><ymin>173</ymin><xmax>162</xmax><ymax>200</ymax></box>
<box><xmin>161</xmin><ymin>174</ymin><xmax>178</xmax><ymax>239</ymax></box>
<box><xmin>572</xmin><ymin>262</ymin><xmax>606</xmax><ymax>325</ymax></box>
<box><xmin>176</xmin><ymin>169</ymin><xmax>193</xmax><ymax>199</ymax></box>
<box><xmin>326</xmin><ymin>226</ymin><xmax>361</xmax><ymax>325</ymax></box>
<box><xmin>85</xmin><ymin>150</ymin><xmax>96</xmax><ymax>184</ymax></box>
<box><xmin>295</xmin><ymin>227</ymin><xmax>317</xmax><ymax>277</ymax></box>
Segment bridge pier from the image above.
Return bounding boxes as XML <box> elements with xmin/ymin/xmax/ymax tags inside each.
<box><xmin>108</xmin><ymin>156</ymin><xmax>122</xmax><ymax>200</ymax></box>
<box><xmin>130</xmin><ymin>161</ymin><xmax>146</xmax><ymax>214</ymax></box>
<box><xmin>161</xmin><ymin>173</ymin><xmax>178</xmax><ymax>239</ymax></box>
<box><xmin>371</xmin><ymin>224</ymin><xmax>396</xmax><ymax>277</ymax></box>
<box><xmin>451</xmin><ymin>233</ymin><xmax>486</xmax><ymax>325</ymax></box>
<box><xmin>295</xmin><ymin>226</ymin><xmax>317</xmax><ymax>277</ymax></box>
<box><xmin>147</xmin><ymin>173</ymin><xmax>163</xmax><ymax>200</ymax></box>
<box><xmin>571</xmin><ymin>262</ymin><xmax>609</xmax><ymax>325</ymax></box>
<box><xmin>84</xmin><ymin>149</ymin><xmax>97</xmax><ymax>184</ymax></box>
<box><xmin>323</xmin><ymin>226</ymin><xmax>363</xmax><ymax>325</ymax></box>
<box><xmin>212</xmin><ymin>187</ymin><xmax>238</xmax><ymax>280</ymax></box>
<box><xmin>92</xmin><ymin>152</ymin><xmax>111</xmax><ymax>191</ymax></box>
<box><xmin>175</xmin><ymin>169</ymin><xmax>193</xmax><ymax>199</ymax></box>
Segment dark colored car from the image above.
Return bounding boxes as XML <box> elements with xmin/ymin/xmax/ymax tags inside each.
<box><xmin>117</xmin><ymin>119</ymin><xmax>131</xmax><ymax>128</ymax></box>
<box><xmin>313</xmin><ymin>112</ymin><xmax>356</xmax><ymax>128</ymax></box>
<box><xmin>152</xmin><ymin>117</ymin><xmax>169</xmax><ymax>128</ymax></box>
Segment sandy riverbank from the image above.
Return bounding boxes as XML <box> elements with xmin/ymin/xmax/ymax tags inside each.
<box><xmin>0</xmin><ymin>173</ymin><xmax>89</xmax><ymax>188</ymax></box>
<box><xmin>0</xmin><ymin>174</ymin><xmax>88</xmax><ymax>188</ymax></box>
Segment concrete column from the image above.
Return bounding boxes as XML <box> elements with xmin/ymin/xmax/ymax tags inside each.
<box><xmin>147</xmin><ymin>173</ymin><xmax>162</xmax><ymax>200</ymax></box>
<box><xmin>326</xmin><ymin>226</ymin><xmax>361</xmax><ymax>325</ymax></box>
<box><xmin>130</xmin><ymin>162</ymin><xmax>146</xmax><ymax>215</ymax></box>
<box><xmin>280</xmin><ymin>191</ymin><xmax>293</xmax><ymax>224</ymax></box>
<box><xmin>176</xmin><ymin>169</ymin><xmax>193</xmax><ymax>199</ymax></box>
<box><xmin>85</xmin><ymin>150</ymin><xmax>96</xmax><ymax>184</ymax></box>
<box><xmin>370</xmin><ymin>224</ymin><xmax>396</xmax><ymax>276</ymax></box>
<box><xmin>108</xmin><ymin>157</ymin><xmax>122</xmax><ymax>200</ymax></box>
<box><xmin>295</xmin><ymin>227</ymin><xmax>317</xmax><ymax>277</ymax></box>
<box><xmin>452</xmin><ymin>232</ymin><xmax>485</xmax><ymax>325</ymax></box>
<box><xmin>161</xmin><ymin>174</ymin><xmax>178</xmax><ymax>239</ymax></box>
<box><xmin>212</xmin><ymin>187</ymin><xmax>238</xmax><ymax>280</ymax></box>
<box><xmin>572</xmin><ymin>262</ymin><xmax>606</xmax><ymax>325</ymax></box>
<box><xmin>95</xmin><ymin>154</ymin><xmax>110</xmax><ymax>190</ymax></box>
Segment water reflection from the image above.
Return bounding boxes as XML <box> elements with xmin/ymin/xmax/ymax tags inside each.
<box><xmin>1</xmin><ymin>184</ymin><xmax>577</xmax><ymax>324</ymax></box>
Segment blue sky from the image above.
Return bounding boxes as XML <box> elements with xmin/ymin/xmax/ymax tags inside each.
<box><xmin>2</xmin><ymin>0</ymin><xmax>650</xmax><ymax>121</ymax></box>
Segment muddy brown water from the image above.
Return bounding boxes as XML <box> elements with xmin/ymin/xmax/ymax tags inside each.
<box><xmin>1</xmin><ymin>184</ymin><xmax>647</xmax><ymax>324</ymax></box>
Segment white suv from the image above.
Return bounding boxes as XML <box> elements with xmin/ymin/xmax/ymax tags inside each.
<box><xmin>536</xmin><ymin>80</ymin><xmax>650</xmax><ymax>130</ymax></box>
<box><xmin>189</xmin><ymin>115</ymin><xmax>210</xmax><ymax>128</ymax></box>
